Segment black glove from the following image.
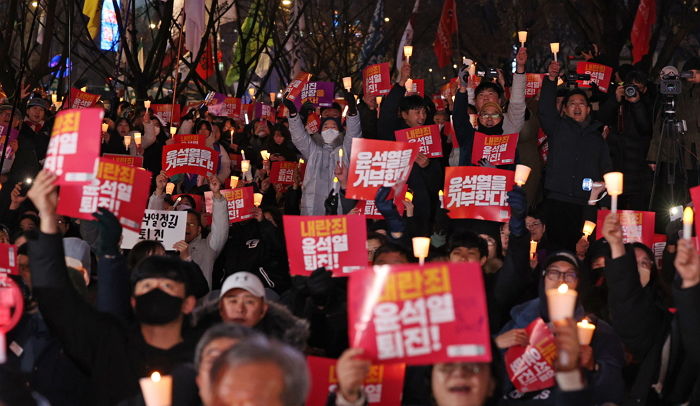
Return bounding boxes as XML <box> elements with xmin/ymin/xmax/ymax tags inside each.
<box><xmin>478</xmin><ymin>158</ymin><xmax>496</xmax><ymax>168</ymax></box>
<box><xmin>343</xmin><ymin>90</ymin><xmax>357</xmax><ymax>116</ymax></box>
<box><xmin>507</xmin><ymin>186</ymin><xmax>527</xmax><ymax>237</ymax></box>
<box><xmin>283</xmin><ymin>98</ymin><xmax>298</xmax><ymax>116</ymax></box>
<box><xmin>375</xmin><ymin>187</ymin><xmax>405</xmax><ymax>235</ymax></box>
<box><xmin>324</xmin><ymin>189</ymin><xmax>338</xmax><ymax>215</ymax></box>
<box><xmin>307</xmin><ymin>267</ymin><xmax>333</xmax><ymax>297</ymax></box>
<box><xmin>92</xmin><ymin>207</ymin><xmax>123</xmax><ymax>257</ymax></box>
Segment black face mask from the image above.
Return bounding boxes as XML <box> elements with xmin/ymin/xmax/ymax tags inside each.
<box><xmin>134</xmin><ymin>288</ymin><xmax>184</xmax><ymax>325</ymax></box>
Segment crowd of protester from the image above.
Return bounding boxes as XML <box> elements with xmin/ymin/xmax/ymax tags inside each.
<box><xmin>1</xmin><ymin>41</ymin><xmax>700</xmax><ymax>406</ymax></box>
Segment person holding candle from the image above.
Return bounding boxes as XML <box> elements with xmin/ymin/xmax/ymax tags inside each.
<box><xmin>538</xmin><ymin>60</ymin><xmax>612</xmax><ymax>252</ymax></box>
<box><xmin>496</xmin><ymin>250</ymin><xmax>625</xmax><ymax>405</ymax></box>
<box><xmin>284</xmin><ymin>89</ymin><xmax>360</xmax><ymax>216</ymax></box>
<box><xmin>673</xmin><ymin>237</ymin><xmax>700</xmax><ymax>366</ymax></box>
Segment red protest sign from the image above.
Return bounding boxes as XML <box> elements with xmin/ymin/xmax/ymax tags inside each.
<box><xmin>504</xmin><ymin>318</ymin><xmax>556</xmax><ymax>393</ymax></box>
<box><xmin>0</xmin><ymin>244</ymin><xmax>18</xmax><ymax>275</ymax></box>
<box><xmin>218</xmin><ymin>97</ymin><xmax>243</xmax><ymax>119</ymax></box>
<box><xmin>444</xmin><ymin>120</ymin><xmax>458</xmax><ymax>147</ymax></box>
<box><xmin>57</xmin><ymin>158</ymin><xmax>152</xmax><ymax>231</ymax></box>
<box><xmin>394</xmin><ymin>125</ymin><xmax>443</xmax><ymax>158</ymax></box>
<box><xmin>432</xmin><ymin>95</ymin><xmax>446</xmax><ymax>111</ymax></box>
<box><xmin>254</xmin><ymin>103</ymin><xmax>276</xmax><ymax>123</ymax></box>
<box><xmin>285</xmin><ymin>72</ymin><xmax>312</xmax><ymax>101</ymax></box>
<box><xmin>346</xmin><ymin>138</ymin><xmax>418</xmax><ymax>201</ymax></box>
<box><xmin>353</xmin><ymin>185</ymin><xmax>407</xmax><ymax>220</ymax></box>
<box><xmin>305</xmin><ymin>112</ymin><xmax>321</xmax><ymax>135</ymax></box>
<box><xmin>576</xmin><ymin>62</ymin><xmax>614</xmax><ymax>93</ymax></box>
<box><xmin>151</xmin><ymin>104</ymin><xmax>181</xmax><ymax>125</ymax></box>
<box><xmin>306</xmin><ymin>356</ymin><xmax>405</xmax><ymax>406</ymax></box>
<box><xmin>229</xmin><ymin>153</ymin><xmax>242</xmax><ymax>172</ymax></box>
<box><xmin>691</xmin><ymin>186</ymin><xmax>700</xmax><ymax>243</ymax></box>
<box><xmin>204</xmin><ymin>187</ymin><xmax>254</xmax><ymax>224</ymax></box>
<box><xmin>66</xmin><ymin>88</ymin><xmax>101</xmax><ymax>109</ymax></box>
<box><xmin>348</xmin><ymin>262</ymin><xmax>492</xmax><ymax>365</ymax></box>
<box><xmin>595</xmin><ymin>210</ymin><xmax>656</xmax><ymax>247</ymax></box>
<box><xmin>173</xmin><ymin>133</ymin><xmax>207</xmax><ymax>145</ymax></box>
<box><xmin>525</xmin><ymin>74</ymin><xmax>545</xmax><ymax>98</ymax></box>
<box><xmin>405</xmin><ymin>79</ymin><xmax>425</xmax><ymax>97</ymax></box>
<box><xmin>471</xmin><ymin>132</ymin><xmax>519</xmax><ymax>165</ymax></box>
<box><xmin>444</xmin><ymin>166</ymin><xmax>514</xmax><ymax>222</ymax></box>
<box><xmin>269</xmin><ymin>161</ymin><xmax>303</xmax><ymax>185</ymax></box>
<box><xmin>363</xmin><ymin>63</ymin><xmax>392</xmax><ymax>97</ymax></box>
<box><xmin>44</xmin><ymin>108</ymin><xmax>102</xmax><ymax>185</ymax></box>
<box><xmin>102</xmin><ymin>154</ymin><xmax>144</xmax><ymax>168</ymax></box>
<box><xmin>283</xmin><ymin>215</ymin><xmax>368</xmax><ymax>276</ymax></box>
<box><xmin>162</xmin><ymin>143</ymin><xmax>219</xmax><ymax>177</ymax></box>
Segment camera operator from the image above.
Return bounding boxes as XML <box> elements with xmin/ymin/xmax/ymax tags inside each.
<box><xmin>598</xmin><ymin>71</ymin><xmax>654</xmax><ymax>210</ymax></box>
<box><xmin>647</xmin><ymin>58</ymin><xmax>700</xmax><ymax>206</ymax></box>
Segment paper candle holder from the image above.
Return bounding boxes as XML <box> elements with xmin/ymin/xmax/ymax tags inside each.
<box><xmin>514</xmin><ymin>164</ymin><xmax>531</xmax><ymax>186</ymax></box>
<box><xmin>546</xmin><ymin>283</ymin><xmax>577</xmax><ymax>321</ymax></box>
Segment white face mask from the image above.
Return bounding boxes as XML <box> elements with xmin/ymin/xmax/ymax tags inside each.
<box><xmin>321</xmin><ymin>128</ymin><xmax>339</xmax><ymax>144</ymax></box>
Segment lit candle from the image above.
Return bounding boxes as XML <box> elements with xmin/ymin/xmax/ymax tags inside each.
<box><xmin>124</xmin><ymin>135</ymin><xmax>132</xmax><ymax>149</ymax></box>
<box><xmin>529</xmin><ymin>240</ymin><xmax>538</xmax><ymax>260</ymax></box>
<box><xmin>376</xmin><ymin>96</ymin><xmax>383</xmax><ymax>106</ymax></box>
<box><xmin>260</xmin><ymin>150</ymin><xmax>270</xmax><ymax>161</ymax></box>
<box><xmin>299</xmin><ymin>158</ymin><xmax>305</xmax><ymax>165</ymax></box>
<box><xmin>603</xmin><ymin>172</ymin><xmax>623</xmax><ymax>213</ymax></box>
<box><xmin>438</xmin><ymin>190</ymin><xmax>444</xmax><ymax>208</ymax></box>
<box><xmin>405</xmin><ymin>191</ymin><xmax>413</xmax><ymax>202</ymax></box>
<box><xmin>241</xmin><ymin>149</ymin><xmax>246</xmax><ymax>161</ymax></box>
<box><xmin>230</xmin><ymin>175</ymin><xmax>239</xmax><ymax>189</ymax></box>
<box><xmin>248</xmin><ymin>88</ymin><xmax>255</xmax><ymax>99</ymax></box>
<box><xmin>403</xmin><ymin>45</ymin><xmax>413</xmax><ymax>64</ymax></box>
<box><xmin>514</xmin><ymin>164</ymin><xmax>531</xmax><ymax>187</ymax></box>
<box><xmin>582</xmin><ymin>221</ymin><xmax>596</xmax><ymax>238</ymax></box>
<box><xmin>165</xmin><ymin>182</ymin><xmax>175</xmax><ymax>195</ymax></box>
<box><xmin>144</xmin><ymin>100</ymin><xmax>151</xmax><ymax>110</ymax></box>
<box><xmin>133</xmin><ymin>132</ymin><xmax>142</xmax><ymax>146</ymax></box>
<box><xmin>550</xmin><ymin>42</ymin><xmax>560</xmax><ymax>62</ymax></box>
<box><xmin>269</xmin><ymin>92</ymin><xmax>276</xmax><ymax>103</ymax></box>
<box><xmin>343</xmin><ymin>77</ymin><xmax>352</xmax><ymax>92</ymax></box>
<box><xmin>51</xmin><ymin>94</ymin><xmax>57</xmax><ymax>104</ymax></box>
<box><xmin>244</xmin><ymin>113</ymin><xmax>249</xmax><ymax>124</ymax></box>
<box><xmin>405</xmin><ymin>78</ymin><xmax>413</xmax><ymax>93</ymax></box>
<box><xmin>80</xmin><ymin>86</ymin><xmax>87</xmax><ymax>92</ymax></box>
<box><xmin>169</xmin><ymin>126</ymin><xmax>177</xmax><ymax>136</ymax></box>
<box><xmin>101</xmin><ymin>123</ymin><xmax>109</xmax><ymax>133</ymax></box>
<box><xmin>333</xmin><ymin>176</ymin><xmax>339</xmax><ymax>193</ymax></box>
<box><xmin>240</xmin><ymin>160</ymin><xmax>250</xmax><ymax>173</ymax></box>
<box><xmin>338</xmin><ymin>149</ymin><xmax>344</xmax><ymax>168</ymax></box>
<box><xmin>518</xmin><ymin>31</ymin><xmax>528</xmax><ymax>47</ymax></box>
<box><xmin>577</xmin><ymin>319</ymin><xmax>596</xmax><ymax>345</ymax></box>
<box><xmin>412</xmin><ymin>237</ymin><xmax>431</xmax><ymax>265</ymax></box>
<box><xmin>683</xmin><ymin>206</ymin><xmax>694</xmax><ymax>239</ymax></box>
<box><xmin>546</xmin><ymin>283</ymin><xmax>578</xmax><ymax>321</ymax></box>
<box><xmin>254</xmin><ymin>193</ymin><xmax>263</xmax><ymax>207</ymax></box>
<box><xmin>139</xmin><ymin>372</ymin><xmax>172</xmax><ymax>406</ymax></box>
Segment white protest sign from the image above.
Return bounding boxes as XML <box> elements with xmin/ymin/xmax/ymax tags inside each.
<box><xmin>121</xmin><ymin>210</ymin><xmax>187</xmax><ymax>250</ymax></box>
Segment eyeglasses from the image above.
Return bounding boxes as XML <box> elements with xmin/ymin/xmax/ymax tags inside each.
<box><xmin>479</xmin><ymin>113</ymin><xmax>502</xmax><ymax>120</ymax></box>
<box><xmin>544</xmin><ymin>269</ymin><xmax>578</xmax><ymax>283</ymax></box>
<box><xmin>436</xmin><ymin>363</ymin><xmax>485</xmax><ymax>375</ymax></box>
<box><xmin>525</xmin><ymin>221</ymin><xmax>543</xmax><ymax>229</ymax></box>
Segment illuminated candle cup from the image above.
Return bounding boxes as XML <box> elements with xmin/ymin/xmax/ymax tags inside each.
<box><xmin>403</xmin><ymin>45</ymin><xmax>413</xmax><ymax>64</ymax></box>
<box><xmin>139</xmin><ymin>372</ymin><xmax>172</xmax><ymax>406</ymax></box>
<box><xmin>412</xmin><ymin>237</ymin><xmax>431</xmax><ymax>265</ymax></box>
<box><xmin>51</xmin><ymin>94</ymin><xmax>57</xmax><ymax>104</ymax></box>
<box><xmin>603</xmin><ymin>172</ymin><xmax>623</xmax><ymax>213</ymax></box>
<box><xmin>269</xmin><ymin>92</ymin><xmax>276</xmax><ymax>103</ymax></box>
<box><xmin>165</xmin><ymin>183</ymin><xmax>175</xmax><ymax>195</ymax></box>
<box><xmin>683</xmin><ymin>206</ymin><xmax>694</xmax><ymax>240</ymax></box>
<box><xmin>124</xmin><ymin>135</ymin><xmax>132</xmax><ymax>149</ymax></box>
<box><xmin>240</xmin><ymin>160</ymin><xmax>250</xmax><ymax>173</ymax></box>
<box><xmin>343</xmin><ymin>77</ymin><xmax>352</xmax><ymax>91</ymax></box>
<box><xmin>438</xmin><ymin>190</ymin><xmax>444</xmax><ymax>208</ymax></box>
<box><xmin>546</xmin><ymin>283</ymin><xmax>577</xmax><ymax>321</ymax></box>
<box><xmin>550</xmin><ymin>42</ymin><xmax>560</xmax><ymax>61</ymax></box>
<box><xmin>529</xmin><ymin>240</ymin><xmax>538</xmax><ymax>260</ymax></box>
<box><xmin>514</xmin><ymin>164</ymin><xmax>531</xmax><ymax>187</ymax></box>
<box><xmin>582</xmin><ymin>221</ymin><xmax>596</xmax><ymax>237</ymax></box>
<box><xmin>518</xmin><ymin>31</ymin><xmax>528</xmax><ymax>47</ymax></box>
<box><xmin>405</xmin><ymin>191</ymin><xmax>413</xmax><ymax>202</ymax></box>
<box><xmin>253</xmin><ymin>193</ymin><xmax>263</xmax><ymax>207</ymax></box>
<box><xmin>133</xmin><ymin>132</ymin><xmax>142</xmax><ymax>146</ymax></box>
<box><xmin>144</xmin><ymin>100</ymin><xmax>151</xmax><ymax>110</ymax></box>
<box><xmin>260</xmin><ymin>150</ymin><xmax>270</xmax><ymax>161</ymax></box>
<box><xmin>376</xmin><ymin>96</ymin><xmax>383</xmax><ymax>106</ymax></box>
<box><xmin>577</xmin><ymin>319</ymin><xmax>596</xmax><ymax>345</ymax></box>
<box><xmin>405</xmin><ymin>79</ymin><xmax>413</xmax><ymax>93</ymax></box>
<box><xmin>169</xmin><ymin>126</ymin><xmax>177</xmax><ymax>136</ymax></box>
<box><xmin>230</xmin><ymin>176</ymin><xmax>239</xmax><ymax>189</ymax></box>
<box><xmin>101</xmin><ymin>123</ymin><xmax>109</xmax><ymax>133</ymax></box>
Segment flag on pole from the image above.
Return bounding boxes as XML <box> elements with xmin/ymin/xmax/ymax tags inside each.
<box><xmin>434</xmin><ymin>0</ymin><xmax>458</xmax><ymax>68</ymax></box>
<box><xmin>82</xmin><ymin>0</ymin><xmax>101</xmax><ymax>39</ymax></box>
<box><xmin>226</xmin><ymin>0</ymin><xmax>274</xmax><ymax>86</ymax></box>
<box><xmin>630</xmin><ymin>0</ymin><xmax>657</xmax><ymax>64</ymax></box>
<box><xmin>358</xmin><ymin>0</ymin><xmax>385</xmax><ymax>69</ymax></box>
<box><xmin>396</xmin><ymin>0</ymin><xmax>420</xmax><ymax>71</ymax></box>
<box><xmin>185</xmin><ymin>0</ymin><xmax>206</xmax><ymax>59</ymax></box>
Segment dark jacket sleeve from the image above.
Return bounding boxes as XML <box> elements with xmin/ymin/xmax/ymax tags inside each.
<box><xmin>491</xmin><ymin>231</ymin><xmax>532</xmax><ymax>329</ymax></box>
<box><xmin>674</xmin><ymin>283</ymin><xmax>700</xmax><ymax>364</ymax></box>
<box><xmin>376</xmin><ymin>84</ymin><xmax>405</xmax><ymax>141</ymax></box>
<box><xmin>555</xmin><ymin>386</ymin><xmax>593</xmax><ymax>406</ymax></box>
<box><xmin>453</xmin><ymin>91</ymin><xmax>475</xmax><ymax>165</ymax></box>
<box><xmin>96</xmin><ymin>254</ymin><xmax>132</xmax><ymax>320</ymax></box>
<box><xmin>357</xmin><ymin>102</ymin><xmax>379</xmax><ymax>140</ymax></box>
<box><xmin>596</xmin><ymin>89</ymin><xmax>620</xmax><ymax>127</ymax></box>
<box><xmin>538</xmin><ymin>78</ymin><xmax>563</xmax><ymax>139</ymax></box>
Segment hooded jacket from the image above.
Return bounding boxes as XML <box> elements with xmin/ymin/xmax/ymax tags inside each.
<box><xmin>289</xmin><ymin>113</ymin><xmax>362</xmax><ymax>216</ymax></box>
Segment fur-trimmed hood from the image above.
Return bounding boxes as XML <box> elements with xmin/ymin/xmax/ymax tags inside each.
<box><xmin>255</xmin><ymin>301</ymin><xmax>310</xmax><ymax>351</ymax></box>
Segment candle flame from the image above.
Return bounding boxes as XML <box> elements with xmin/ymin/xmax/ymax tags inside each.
<box><xmin>333</xmin><ymin>177</ymin><xmax>338</xmax><ymax>183</ymax></box>
<box><xmin>580</xmin><ymin>319</ymin><xmax>590</xmax><ymax>327</ymax></box>
<box><xmin>557</xmin><ymin>283</ymin><xmax>569</xmax><ymax>294</ymax></box>
<box><xmin>338</xmin><ymin>149</ymin><xmax>343</xmax><ymax>158</ymax></box>
<box><xmin>151</xmin><ymin>372</ymin><xmax>161</xmax><ymax>382</ymax></box>
<box><xmin>438</xmin><ymin>190</ymin><xmax>444</xmax><ymax>197</ymax></box>
<box><xmin>405</xmin><ymin>191</ymin><xmax>414</xmax><ymax>202</ymax></box>
<box><xmin>299</xmin><ymin>158</ymin><xmax>305</xmax><ymax>164</ymax></box>
<box><xmin>684</xmin><ymin>207</ymin><xmax>694</xmax><ymax>225</ymax></box>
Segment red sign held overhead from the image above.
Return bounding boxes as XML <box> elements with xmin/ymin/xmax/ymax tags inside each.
<box><xmin>162</xmin><ymin>143</ymin><xmax>219</xmax><ymax>177</ymax></box>
<box><xmin>269</xmin><ymin>161</ymin><xmax>306</xmax><ymax>185</ymax></box>
<box><xmin>285</xmin><ymin>72</ymin><xmax>312</xmax><ymax>102</ymax></box>
<box><xmin>525</xmin><ymin>74</ymin><xmax>545</xmax><ymax>98</ymax></box>
<box><xmin>151</xmin><ymin>104</ymin><xmax>182</xmax><ymax>125</ymax></box>
<box><xmin>444</xmin><ymin>166</ymin><xmax>514</xmax><ymax>222</ymax></box>
<box><xmin>254</xmin><ymin>103</ymin><xmax>276</xmax><ymax>123</ymax></box>
<box><xmin>471</xmin><ymin>132</ymin><xmax>519</xmax><ymax>165</ymax></box>
<box><xmin>57</xmin><ymin>158</ymin><xmax>152</xmax><ymax>231</ymax></box>
<box><xmin>363</xmin><ymin>63</ymin><xmax>392</xmax><ymax>97</ymax></box>
<box><xmin>283</xmin><ymin>215</ymin><xmax>368</xmax><ymax>277</ymax></box>
<box><xmin>44</xmin><ymin>108</ymin><xmax>102</xmax><ymax>185</ymax></box>
<box><xmin>576</xmin><ymin>62</ymin><xmax>614</xmax><ymax>93</ymax></box>
<box><xmin>394</xmin><ymin>125</ymin><xmax>443</xmax><ymax>158</ymax></box>
<box><xmin>204</xmin><ymin>187</ymin><xmax>255</xmax><ymax>224</ymax></box>
<box><xmin>66</xmin><ymin>88</ymin><xmax>101</xmax><ymax>109</ymax></box>
<box><xmin>348</xmin><ymin>262</ymin><xmax>492</xmax><ymax>365</ymax></box>
<box><xmin>595</xmin><ymin>210</ymin><xmax>656</xmax><ymax>248</ymax></box>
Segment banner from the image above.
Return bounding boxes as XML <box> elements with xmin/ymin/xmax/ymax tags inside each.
<box><xmin>151</xmin><ymin>104</ymin><xmax>181</xmax><ymax>125</ymax></box>
<box><xmin>204</xmin><ymin>187</ymin><xmax>254</xmax><ymax>223</ymax></box>
<box><xmin>0</xmin><ymin>244</ymin><xmax>18</xmax><ymax>275</ymax></box>
<box><xmin>254</xmin><ymin>103</ymin><xmax>276</xmax><ymax>123</ymax></box>
<box><xmin>394</xmin><ymin>125</ymin><xmax>443</xmax><ymax>158</ymax></box>
<box><xmin>432</xmin><ymin>95</ymin><xmax>446</xmax><ymax>111</ymax></box>
<box><xmin>504</xmin><ymin>318</ymin><xmax>556</xmax><ymax>393</ymax></box>
<box><xmin>471</xmin><ymin>132</ymin><xmax>519</xmax><ymax>165</ymax></box>
<box><xmin>285</xmin><ymin>72</ymin><xmax>312</xmax><ymax>101</ymax></box>
<box><xmin>348</xmin><ymin>262</ymin><xmax>491</xmax><ymax>364</ymax></box>
<box><xmin>354</xmin><ymin>185</ymin><xmax>407</xmax><ymax>220</ymax></box>
<box><xmin>305</xmin><ymin>112</ymin><xmax>321</xmax><ymax>135</ymax></box>
<box><xmin>346</xmin><ymin>138</ymin><xmax>418</xmax><ymax>201</ymax></box>
<box><xmin>444</xmin><ymin>166</ymin><xmax>514</xmax><ymax>222</ymax></box>
<box><xmin>57</xmin><ymin>158</ymin><xmax>152</xmax><ymax>231</ymax></box>
<box><xmin>120</xmin><ymin>210</ymin><xmax>187</xmax><ymax>250</ymax></box>
<box><xmin>363</xmin><ymin>63</ymin><xmax>392</xmax><ymax>97</ymax></box>
<box><xmin>283</xmin><ymin>215</ymin><xmax>368</xmax><ymax>276</ymax></box>
<box><xmin>525</xmin><ymin>74</ymin><xmax>545</xmax><ymax>98</ymax></box>
<box><xmin>44</xmin><ymin>108</ymin><xmax>102</xmax><ymax>185</ymax></box>
<box><xmin>162</xmin><ymin>143</ymin><xmax>219</xmax><ymax>177</ymax></box>
<box><xmin>269</xmin><ymin>161</ymin><xmax>306</xmax><ymax>185</ymax></box>
<box><xmin>306</xmin><ymin>356</ymin><xmax>405</xmax><ymax>406</ymax></box>
<box><xmin>66</xmin><ymin>88</ymin><xmax>101</xmax><ymax>109</ymax></box>
<box><xmin>434</xmin><ymin>0</ymin><xmax>457</xmax><ymax>68</ymax></box>
<box><xmin>299</xmin><ymin>81</ymin><xmax>335</xmax><ymax>108</ymax></box>
<box><xmin>102</xmin><ymin>154</ymin><xmax>144</xmax><ymax>167</ymax></box>
<box><xmin>691</xmin><ymin>186</ymin><xmax>700</xmax><ymax>245</ymax></box>
<box><xmin>173</xmin><ymin>133</ymin><xmax>207</xmax><ymax>145</ymax></box>
<box><xmin>405</xmin><ymin>79</ymin><xmax>425</xmax><ymax>97</ymax></box>
<box><xmin>595</xmin><ymin>210</ymin><xmax>656</xmax><ymax>247</ymax></box>
<box><xmin>576</xmin><ymin>62</ymin><xmax>614</xmax><ymax>93</ymax></box>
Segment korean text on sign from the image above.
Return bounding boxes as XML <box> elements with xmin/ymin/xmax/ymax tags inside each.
<box><xmin>204</xmin><ymin>187</ymin><xmax>254</xmax><ymax>224</ymax></box>
<box><xmin>283</xmin><ymin>215</ymin><xmax>368</xmax><ymax>277</ymax></box>
<box><xmin>0</xmin><ymin>244</ymin><xmax>18</xmax><ymax>275</ymax></box>
<box><xmin>120</xmin><ymin>209</ymin><xmax>187</xmax><ymax>250</ymax></box>
<box><xmin>363</xmin><ymin>63</ymin><xmax>391</xmax><ymax>97</ymax></box>
<box><xmin>162</xmin><ymin>143</ymin><xmax>219</xmax><ymax>177</ymax></box>
<box><xmin>504</xmin><ymin>318</ymin><xmax>557</xmax><ymax>393</ymax></box>
<box><xmin>471</xmin><ymin>132</ymin><xmax>519</xmax><ymax>165</ymax></box>
<box><xmin>525</xmin><ymin>74</ymin><xmax>545</xmax><ymax>98</ymax></box>
<box><xmin>348</xmin><ymin>262</ymin><xmax>492</xmax><ymax>365</ymax></box>
<box><xmin>269</xmin><ymin>161</ymin><xmax>298</xmax><ymax>185</ymax></box>
<box><xmin>394</xmin><ymin>125</ymin><xmax>443</xmax><ymax>158</ymax></box>
<box><xmin>576</xmin><ymin>62</ymin><xmax>613</xmax><ymax>93</ymax></box>
<box><xmin>102</xmin><ymin>154</ymin><xmax>144</xmax><ymax>168</ymax></box>
<box><xmin>68</xmin><ymin>88</ymin><xmax>101</xmax><ymax>109</ymax></box>
<box><xmin>346</xmin><ymin>138</ymin><xmax>417</xmax><ymax>201</ymax></box>
<box><xmin>595</xmin><ymin>209</ymin><xmax>655</xmax><ymax>247</ymax></box>
<box><xmin>444</xmin><ymin>166</ymin><xmax>514</xmax><ymax>222</ymax></box>
<box><xmin>45</xmin><ymin>108</ymin><xmax>102</xmax><ymax>185</ymax></box>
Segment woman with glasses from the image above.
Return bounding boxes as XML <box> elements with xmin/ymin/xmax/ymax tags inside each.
<box><xmin>494</xmin><ymin>251</ymin><xmax>625</xmax><ymax>405</ymax></box>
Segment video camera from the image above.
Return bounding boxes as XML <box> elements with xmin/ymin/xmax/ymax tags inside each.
<box><xmin>660</xmin><ymin>71</ymin><xmax>694</xmax><ymax>95</ymax></box>
<box><xmin>476</xmin><ymin>68</ymin><xmax>499</xmax><ymax>81</ymax></box>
